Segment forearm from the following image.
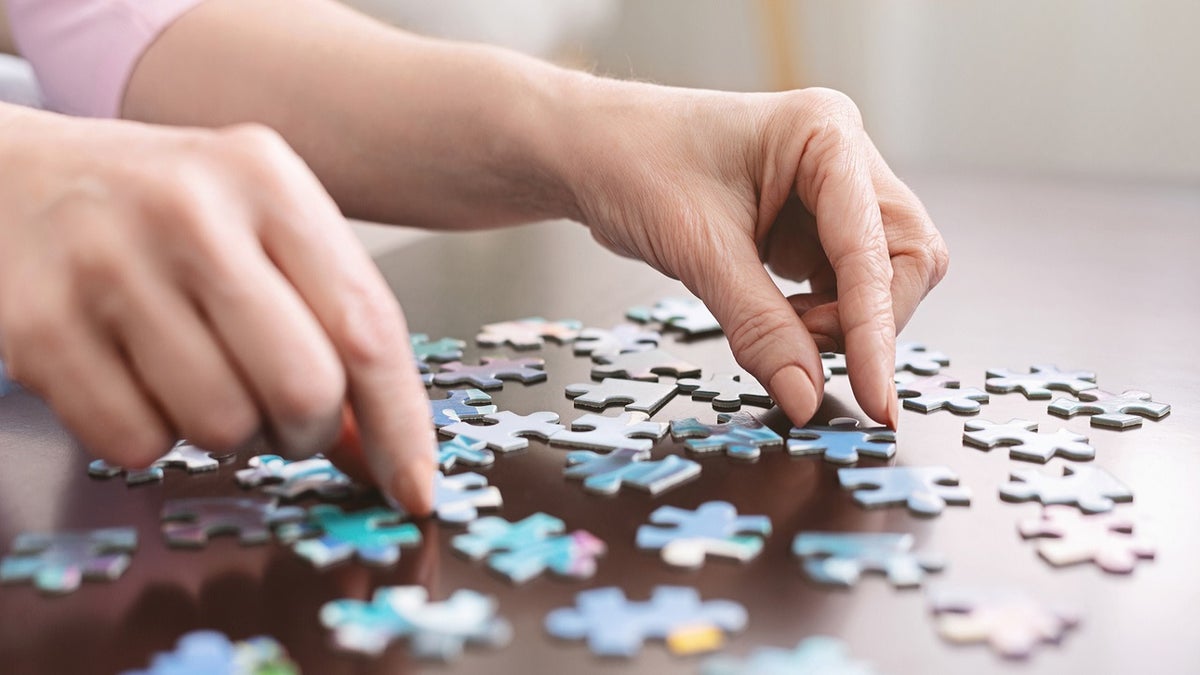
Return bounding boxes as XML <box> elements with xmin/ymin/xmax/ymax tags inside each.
<box><xmin>124</xmin><ymin>0</ymin><xmax>587</xmax><ymax>229</ymax></box>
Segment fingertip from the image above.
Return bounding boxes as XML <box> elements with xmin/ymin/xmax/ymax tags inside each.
<box><xmin>887</xmin><ymin>382</ymin><xmax>900</xmax><ymax>430</ymax></box>
<box><xmin>769</xmin><ymin>364</ymin><xmax>822</xmax><ymax>427</ymax></box>
<box><xmin>388</xmin><ymin>452</ymin><xmax>436</xmax><ymax>517</ymax></box>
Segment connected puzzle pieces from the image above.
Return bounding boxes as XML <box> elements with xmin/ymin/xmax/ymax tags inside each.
<box><xmin>1048</xmin><ymin>389</ymin><xmax>1171</xmax><ymax>429</ymax></box>
<box><xmin>161</xmin><ymin>497</ymin><xmax>306</xmax><ymax>548</ymax></box>
<box><xmin>436</xmin><ymin>436</ymin><xmax>495</xmax><ymax>471</ymax></box>
<box><xmin>428</xmin><ymin>388</ymin><xmax>497</xmax><ymax>428</ymax></box>
<box><xmin>895</xmin><ymin>342</ymin><xmax>949</xmax><ymax>375</ymax></box>
<box><xmin>896</xmin><ymin>375</ymin><xmax>989</xmax><ymax>414</ymax></box>
<box><xmin>432</xmin><ymin>357</ymin><xmax>547</xmax><ymax>389</ymax></box>
<box><xmin>792</xmin><ymin>532</ymin><xmax>944</xmax><ymax>587</ymax></box>
<box><xmin>565</xmin><ymin>378</ymin><xmax>677</xmax><ymax>414</ymax></box>
<box><xmin>124</xmin><ymin>630</ymin><xmax>298</xmax><ymax>675</ymax></box>
<box><xmin>963</xmin><ymin>418</ymin><xmax>1094</xmax><ymax>463</ymax></box>
<box><xmin>321</xmin><ymin>586</ymin><xmax>512</xmax><ymax>660</ymax></box>
<box><xmin>452</xmin><ymin>513</ymin><xmax>606</xmax><ymax>583</ymax></box>
<box><xmin>1</xmin><ymin>527</ymin><xmax>136</xmax><ymax>594</ymax></box>
<box><xmin>999</xmin><ymin>465</ymin><xmax>1132</xmax><ymax>513</ymax></box>
<box><xmin>549</xmin><ymin>411</ymin><xmax>667</xmax><ymax>452</ymax></box>
<box><xmin>669</xmin><ymin>411</ymin><xmax>784</xmax><ymax>460</ymax></box>
<box><xmin>235</xmin><ymin>454</ymin><xmax>359</xmax><ymax>500</ymax></box>
<box><xmin>441</xmin><ymin>410</ymin><xmax>563</xmax><ymax>453</ymax></box>
<box><xmin>788</xmin><ymin>417</ymin><xmax>896</xmax><ymax>465</ymax></box>
<box><xmin>564</xmin><ymin>448</ymin><xmax>700</xmax><ymax>495</ymax></box>
<box><xmin>985</xmin><ymin>364</ymin><xmax>1097</xmax><ymax>399</ymax></box>
<box><xmin>676</xmin><ymin>372</ymin><xmax>772</xmax><ymax>410</ymax></box>
<box><xmin>702</xmin><ymin>636</ymin><xmax>881</xmax><ymax>675</ymax></box>
<box><xmin>838</xmin><ymin>466</ymin><xmax>971</xmax><ymax>516</ymax></box>
<box><xmin>476</xmin><ymin>317</ymin><xmax>581</xmax><ymax>349</ymax></box>
<box><xmin>1018</xmin><ymin>505</ymin><xmax>1155</xmax><ymax>573</ymax></box>
<box><xmin>546</xmin><ymin>586</ymin><xmax>746</xmax><ymax>657</ymax></box>
<box><xmin>591</xmin><ymin>348</ymin><xmax>702</xmax><ymax>382</ymax></box>
<box><xmin>276</xmin><ymin>504</ymin><xmax>421</xmax><ymax>568</ymax></box>
<box><xmin>636</xmin><ymin>501</ymin><xmax>771</xmax><ymax>568</ymax></box>
<box><xmin>928</xmin><ymin>586</ymin><xmax>1079</xmax><ymax>659</ymax></box>
<box><xmin>573</xmin><ymin>323</ymin><xmax>660</xmax><ymax>359</ymax></box>
<box><xmin>627</xmin><ymin>296</ymin><xmax>721</xmax><ymax>335</ymax></box>
<box><xmin>89</xmin><ymin>440</ymin><xmax>233</xmax><ymax>485</ymax></box>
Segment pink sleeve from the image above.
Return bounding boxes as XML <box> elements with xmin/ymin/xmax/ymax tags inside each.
<box><xmin>6</xmin><ymin>0</ymin><xmax>208</xmax><ymax>118</ymax></box>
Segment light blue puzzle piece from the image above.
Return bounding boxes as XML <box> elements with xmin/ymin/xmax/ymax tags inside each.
<box><xmin>417</xmin><ymin>360</ymin><xmax>433</xmax><ymax>387</ymax></box>
<box><xmin>838</xmin><ymin>466</ymin><xmax>971</xmax><ymax>516</ymax></box>
<box><xmin>122</xmin><ymin>630</ymin><xmax>297</xmax><ymax>675</ymax></box>
<box><xmin>1</xmin><ymin>527</ymin><xmax>136</xmax><ymax>594</ymax></box>
<box><xmin>411</xmin><ymin>334</ymin><xmax>466</xmax><ymax>363</ymax></box>
<box><xmin>627</xmin><ymin>297</ymin><xmax>721</xmax><ymax>335</ymax></box>
<box><xmin>0</xmin><ymin>358</ymin><xmax>19</xmax><ymax>396</ymax></box>
<box><xmin>895</xmin><ymin>342</ymin><xmax>950</xmax><ymax>375</ymax></box>
<box><xmin>388</xmin><ymin>471</ymin><xmax>503</xmax><ymax>523</ymax></box>
<box><xmin>792</xmin><ymin>531</ymin><xmax>944</xmax><ymax>587</ymax></box>
<box><xmin>702</xmin><ymin>636</ymin><xmax>880</xmax><ymax>675</ymax></box>
<box><xmin>563</xmin><ymin>448</ymin><xmax>700</xmax><ymax>495</ymax></box>
<box><xmin>636</xmin><ymin>501</ymin><xmax>771</xmax><ymax>568</ymax></box>
<box><xmin>670</xmin><ymin>412</ymin><xmax>783</xmax><ymax>460</ymax></box>
<box><xmin>277</xmin><ymin>504</ymin><xmax>421</xmax><ymax>567</ymax></box>
<box><xmin>452</xmin><ymin>513</ymin><xmax>605</xmax><ymax>583</ymax></box>
<box><xmin>436</xmin><ymin>436</ymin><xmax>495</xmax><ymax>471</ymax></box>
<box><xmin>428</xmin><ymin>388</ymin><xmax>497</xmax><ymax>428</ymax></box>
<box><xmin>788</xmin><ymin>417</ymin><xmax>897</xmax><ymax>465</ymax></box>
<box><xmin>89</xmin><ymin>440</ymin><xmax>230</xmax><ymax>485</ymax></box>
<box><xmin>235</xmin><ymin>454</ymin><xmax>359</xmax><ymax>500</ymax></box>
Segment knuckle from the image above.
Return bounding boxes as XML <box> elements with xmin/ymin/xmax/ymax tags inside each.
<box><xmin>802</xmin><ymin>87</ymin><xmax>863</xmax><ymax>128</ymax></box>
<box><xmin>725</xmin><ymin>304</ymin><xmax>796</xmax><ymax>367</ymax></box>
<box><xmin>927</xmin><ymin>234</ymin><xmax>951</xmax><ymax>285</ymax></box>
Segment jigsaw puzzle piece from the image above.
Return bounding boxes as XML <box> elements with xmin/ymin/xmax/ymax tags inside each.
<box><xmin>896</xmin><ymin>374</ymin><xmax>989</xmax><ymax>414</ymax></box>
<box><xmin>432</xmin><ymin>357</ymin><xmax>547</xmax><ymax>390</ymax></box>
<box><xmin>984</xmin><ymin>364</ymin><xmax>1097</xmax><ymax>399</ymax></box>
<box><xmin>627</xmin><ymin>296</ymin><xmax>721</xmax><ymax>335</ymax></box>
<box><xmin>895</xmin><ymin>342</ymin><xmax>949</xmax><ymax>375</ymax></box>
<box><xmin>1018</xmin><ymin>505</ymin><xmax>1155</xmax><ymax>573</ymax></box>
<box><xmin>89</xmin><ymin>440</ymin><xmax>233</xmax><ymax>485</ymax></box>
<box><xmin>838</xmin><ymin>466</ymin><xmax>971</xmax><ymax>516</ymax></box>
<box><xmin>476</xmin><ymin>317</ymin><xmax>581</xmax><ymax>349</ymax></box>
<box><xmin>1</xmin><ymin>527</ymin><xmax>136</xmax><ymax>594</ymax></box>
<box><xmin>999</xmin><ymin>465</ymin><xmax>1132</xmax><ymax>513</ymax></box>
<box><xmin>549</xmin><ymin>411</ymin><xmax>667</xmax><ymax>452</ymax></box>
<box><xmin>787</xmin><ymin>417</ymin><xmax>896</xmax><ymax>464</ymax></box>
<box><xmin>417</xmin><ymin>359</ymin><xmax>433</xmax><ymax>387</ymax></box>
<box><xmin>701</xmin><ymin>636</ymin><xmax>881</xmax><ymax>675</ymax></box>
<box><xmin>321</xmin><ymin>586</ymin><xmax>512</xmax><ymax>660</ymax></box>
<box><xmin>546</xmin><ymin>586</ymin><xmax>746</xmax><ymax>657</ymax></box>
<box><xmin>636</xmin><ymin>501</ymin><xmax>771</xmax><ymax>568</ymax></box>
<box><xmin>452</xmin><ymin>513</ymin><xmax>605</xmax><ymax>583</ymax></box>
<box><xmin>235</xmin><ymin>454</ymin><xmax>359</xmax><ymax>500</ymax></box>
<box><xmin>963</xmin><ymin>419</ymin><xmax>1094</xmax><ymax>463</ymax></box>
<box><xmin>388</xmin><ymin>471</ymin><xmax>502</xmax><ymax>524</ymax></box>
<box><xmin>436</xmin><ymin>436</ymin><xmax>495</xmax><ymax>471</ymax></box>
<box><xmin>0</xmin><ymin>358</ymin><xmax>19</xmax><ymax>396</ymax></box>
<box><xmin>1048</xmin><ymin>389</ymin><xmax>1171</xmax><ymax>429</ymax></box>
<box><xmin>428</xmin><ymin>388</ymin><xmax>497</xmax><ymax>428</ymax></box>
<box><xmin>669</xmin><ymin>411</ymin><xmax>783</xmax><ymax>460</ymax></box>
<box><xmin>792</xmin><ymin>532</ymin><xmax>944</xmax><ymax>587</ymax></box>
<box><xmin>411</xmin><ymin>334</ymin><xmax>466</xmax><ymax>363</ymax></box>
<box><xmin>275</xmin><ymin>504</ymin><xmax>421</xmax><ymax>567</ymax></box>
<box><xmin>161</xmin><ymin>497</ymin><xmax>306</xmax><ymax>548</ymax></box>
<box><xmin>820</xmin><ymin>353</ymin><xmax>847</xmax><ymax>382</ymax></box>
<box><xmin>573</xmin><ymin>323</ymin><xmax>660</xmax><ymax>359</ymax></box>
<box><xmin>441</xmin><ymin>410</ymin><xmax>563</xmax><ymax>453</ymax></box>
<box><xmin>591</xmin><ymin>348</ymin><xmax>701</xmax><ymax>382</ymax></box>
<box><xmin>676</xmin><ymin>372</ymin><xmax>772</xmax><ymax>410</ymax></box>
<box><xmin>564</xmin><ymin>448</ymin><xmax>700</xmax><ymax>495</ymax></box>
<box><xmin>123</xmin><ymin>630</ymin><xmax>298</xmax><ymax>675</ymax></box>
<box><xmin>928</xmin><ymin>586</ymin><xmax>1079</xmax><ymax>659</ymax></box>
<box><xmin>565</xmin><ymin>378</ymin><xmax>678</xmax><ymax>414</ymax></box>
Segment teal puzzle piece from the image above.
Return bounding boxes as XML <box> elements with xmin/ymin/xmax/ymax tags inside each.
<box><xmin>278</xmin><ymin>505</ymin><xmax>421</xmax><ymax>568</ymax></box>
<box><xmin>452</xmin><ymin>513</ymin><xmax>605</xmax><ymax>583</ymax></box>
<box><xmin>670</xmin><ymin>412</ymin><xmax>783</xmax><ymax>460</ymax></box>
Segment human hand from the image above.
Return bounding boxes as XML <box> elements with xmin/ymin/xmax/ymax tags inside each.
<box><xmin>563</xmin><ymin>83</ymin><xmax>948</xmax><ymax>428</ymax></box>
<box><xmin>0</xmin><ymin>110</ymin><xmax>434</xmax><ymax>512</ymax></box>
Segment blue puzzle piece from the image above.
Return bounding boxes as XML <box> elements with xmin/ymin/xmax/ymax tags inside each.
<box><xmin>235</xmin><ymin>454</ymin><xmax>359</xmax><ymax>500</ymax></box>
<box><xmin>1</xmin><ymin>527</ymin><xmax>136</xmax><ymax>594</ymax></box>
<box><xmin>277</xmin><ymin>504</ymin><xmax>421</xmax><ymax>567</ymax></box>
<box><xmin>452</xmin><ymin>513</ymin><xmax>606</xmax><ymax>583</ymax></box>
<box><xmin>0</xmin><ymin>358</ymin><xmax>19</xmax><ymax>396</ymax></box>
<box><xmin>669</xmin><ymin>412</ymin><xmax>783</xmax><ymax>460</ymax></box>
<box><xmin>436</xmin><ymin>436</ymin><xmax>495</xmax><ymax>471</ymax></box>
<box><xmin>636</xmin><ymin>501</ymin><xmax>771</xmax><ymax>568</ymax></box>
<box><xmin>563</xmin><ymin>448</ymin><xmax>700</xmax><ymax>495</ymax></box>
<box><xmin>792</xmin><ymin>532</ymin><xmax>944</xmax><ymax>587</ymax></box>
<box><xmin>838</xmin><ymin>466</ymin><xmax>972</xmax><ymax>516</ymax></box>
<box><xmin>122</xmin><ymin>630</ymin><xmax>297</xmax><ymax>675</ymax></box>
<box><xmin>428</xmin><ymin>389</ymin><xmax>497</xmax><ymax>428</ymax></box>
<box><xmin>788</xmin><ymin>417</ymin><xmax>897</xmax><ymax>464</ymax></box>
<box><xmin>702</xmin><ymin>636</ymin><xmax>881</xmax><ymax>675</ymax></box>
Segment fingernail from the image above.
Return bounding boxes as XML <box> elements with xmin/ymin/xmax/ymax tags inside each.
<box><xmin>769</xmin><ymin>365</ymin><xmax>820</xmax><ymax>426</ymax></box>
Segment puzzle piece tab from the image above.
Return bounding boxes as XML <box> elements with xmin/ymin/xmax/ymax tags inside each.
<box><xmin>564</xmin><ymin>448</ymin><xmax>700</xmax><ymax>495</ymax></box>
<box><xmin>838</xmin><ymin>466</ymin><xmax>971</xmax><ymax>516</ymax></box>
<box><xmin>788</xmin><ymin>417</ymin><xmax>896</xmax><ymax>465</ymax></box>
<box><xmin>411</xmin><ymin>334</ymin><xmax>466</xmax><ymax>363</ymax></box>
<box><xmin>984</xmin><ymin>364</ymin><xmax>1097</xmax><ymax>399</ymax></box>
<box><xmin>963</xmin><ymin>419</ymin><xmax>1094</xmax><ymax>463</ymax></box>
<box><xmin>565</xmin><ymin>378</ymin><xmax>677</xmax><ymax>414</ymax></box>
<box><xmin>792</xmin><ymin>532</ymin><xmax>944</xmax><ymax>587</ymax></box>
<box><xmin>235</xmin><ymin>454</ymin><xmax>359</xmax><ymax>500</ymax></box>
<box><xmin>627</xmin><ymin>296</ymin><xmax>721</xmax><ymax>335</ymax></box>
<box><xmin>89</xmin><ymin>440</ymin><xmax>233</xmax><ymax>485</ymax></box>
<box><xmin>670</xmin><ymin>411</ymin><xmax>784</xmax><ymax>460</ymax></box>
<box><xmin>574</xmin><ymin>323</ymin><xmax>660</xmax><ymax>359</ymax></box>
<box><xmin>1</xmin><ymin>527</ymin><xmax>136</xmax><ymax>594</ymax></box>
<box><xmin>1018</xmin><ymin>505</ymin><xmax>1155</xmax><ymax>573</ymax></box>
<box><xmin>476</xmin><ymin>317</ymin><xmax>581</xmax><ymax>349</ymax></box>
<box><xmin>124</xmin><ymin>630</ymin><xmax>298</xmax><ymax>675</ymax></box>
<box><xmin>161</xmin><ymin>497</ymin><xmax>306</xmax><ymax>547</ymax></box>
<box><xmin>1000</xmin><ymin>465</ymin><xmax>1132</xmax><ymax>513</ymax></box>
<box><xmin>549</xmin><ymin>411</ymin><xmax>667</xmax><ymax>452</ymax></box>
<box><xmin>546</xmin><ymin>586</ymin><xmax>746</xmax><ymax>657</ymax></box>
<box><xmin>275</xmin><ymin>504</ymin><xmax>421</xmax><ymax>567</ymax></box>
<box><xmin>928</xmin><ymin>586</ymin><xmax>1079</xmax><ymax>659</ymax></box>
<box><xmin>676</xmin><ymin>372</ymin><xmax>772</xmax><ymax>410</ymax></box>
<box><xmin>636</xmin><ymin>501</ymin><xmax>772</xmax><ymax>568</ymax></box>
<box><xmin>433</xmin><ymin>357</ymin><xmax>547</xmax><ymax>390</ymax></box>
<box><xmin>441</xmin><ymin>410</ymin><xmax>563</xmax><ymax>453</ymax></box>
<box><xmin>591</xmin><ymin>348</ymin><xmax>702</xmax><ymax>382</ymax></box>
<box><xmin>428</xmin><ymin>388</ymin><xmax>497</xmax><ymax>428</ymax></box>
<box><xmin>702</xmin><ymin>636</ymin><xmax>881</xmax><ymax>675</ymax></box>
<box><xmin>1048</xmin><ymin>389</ymin><xmax>1171</xmax><ymax>429</ymax></box>
<box><xmin>452</xmin><ymin>513</ymin><xmax>606</xmax><ymax>583</ymax></box>
<box><xmin>436</xmin><ymin>436</ymin><xmax>495</xmax><ymax>471</ymax></box>
<box><xmin>321</xmin><ymin>586</ymin><xmax>512</xmax><ymax>660</ymax></box>
<box><xmin>896</xmin><ymin>375</ymin><xmax>989</xmax><ymax>414</ymax></box>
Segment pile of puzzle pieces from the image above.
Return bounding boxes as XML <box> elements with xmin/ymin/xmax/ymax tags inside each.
<box><xmin>0</xmin><ymin>301</ymin><xmax>1172</xmax><ymax>673</ymax></box>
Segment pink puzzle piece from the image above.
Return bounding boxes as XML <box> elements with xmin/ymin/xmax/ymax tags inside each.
<box><xmin>1018</xmin><ymin>505</ymin><xmax>1155</xmax><ymax>573</ymax></box>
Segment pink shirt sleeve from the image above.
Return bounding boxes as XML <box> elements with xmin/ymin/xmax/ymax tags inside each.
<box><xmin>6</xmin><ymin>0</ymin><xmax>207</xmax><ymax>118</ymax></box>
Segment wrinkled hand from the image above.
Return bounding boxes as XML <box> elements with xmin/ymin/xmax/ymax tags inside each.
<box><xmin>0</xmin><ymin>113</ymin><xmax>434</xmax><ymax>512</ymax></box>
<box><xmin>569</xmin><ymin>84</ymin><xmax>948</xmax><ymax>427</ymax></box>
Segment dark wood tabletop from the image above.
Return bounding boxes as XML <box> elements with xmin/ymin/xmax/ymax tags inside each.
<box><xmin>1</xmin><ymin>171</ymin><xmax>1198</xmax><ymax>674</ymax></box>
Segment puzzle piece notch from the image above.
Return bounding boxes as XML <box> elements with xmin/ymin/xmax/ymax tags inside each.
<box><xmin>546</xmin><ymin>586</ymin><xmax>747</xmax><ymax>657</ymax></box>
<box><xmin>235</xmin><ymin>454</ymin><xmax>360</xmax><ymax>500</ymax></box>
<box><xmin>476</xmin><ymin>317</ymin><xmax>581</xmax><ymax>349</ymax></box>
<box><xmin>124</xmin><ymin>630</ymin><xmax>298</xmax><ymax>675</ymax></box>
<box><xmin>896</xmin><ymin>374</ymin><xmax>989</xmax><ymax>414</ymax></box>
<box><xmin>999</xmin><ymin>465</ymin><xmax>1132</xmax><ymax>513</ymax></box>
<box><xmin>442</xmin><ymin>410</ymin><xmax>563</xmax><ymax>453</ymax></box>
<box><xmin>573</xmin><ymin>323</ymin><xmax>661</xmax><ymax>359</ymax></box>
<box><xmin>1018</xmin><ymin>505</ymin><xmax>1155</xmax><ymax>573</ymax></box>
<box><xmin>820</xmin><ymin>352</ymin><xmax>847</xmax><ymax>382</ymax></box>
<box><xmin>436</xmin><ymin>436</ymin><xmax>495</xmax><ymax>471</ymax></box>
<box><xmin>1048</xmin><ymin>389</ymin><xmax>1171</xmax><ymax>429</ymax></box>
<box><xmin>432</xmin><ymin>357</ymin><xmax>547</xmax><ymax>390</ymax></box>
<box><xmin>410</xmin><ymin>333</ymin><xmax>466</xmax><ymax>363</ymax></box>
<box><xmin>564</xmin><ymin>448</ymin><xmax>701</xmax><ymax>495</ymax></box>
<box><xmin>636</xmin><ymin>501</ymin><xmax>772</xmax><ymax>568</ymax></box>
<box><xmin>984</xmin><ymin>364</ymin><xmax>1097</xmax><ymax>399</ymax></box>
<box><xmin>627</xmin><ymin>296</ymin><xmax>722</xmax><ymax>335</ymax></box>
<box><xmin>321</xmin><ymin>586</ymin><xmax>512</xmax><ymax>660</ymax></box>
<box><xmin>928</xmin><ymin>586</ymin><xmax>1080</xmax><ymax>659</ymax></box>
<box><xmin>792</xmin><ymin>532</ymin><xmax>944</xmax><ymax>587</ymax></box>
<box><xmin>670</xmin><ymin>411</ymin><xmax>784</xmax><ymax>460</ymax></box>
<box><xmin>591</xmin><ymin>348</ymin><xmax>702</xmax><ymax>382</ymax></box>
<box><xmin>89</xmin><ymin>440</ymin><xmax>233</xmax><ymax>485</ymax></box>
<box><xmin>452</xmin><ymin>513</ymin><xmax>606</xmax><ymax>583</ymax></box>
<box><xmin>565</xmin><ymin>378</ymin><xmax>678</xmax><ymax>414</ymax></box>
<box><xmin>549</xmin><ymin>411</ymin><xmax>667</xmax><ymax>452</ymax></box>
<box><xmin>701</xmin><ymin>636</ymin><xmax>881</xmax><ymax>675</ymax></box>
<box><xmin>275</xmin><ymin>504</ymin><xmax>421</xmax><ymax>567</ymax></box>
<box><xmin>838</xmin><ymin>466</ymin><xmax>972</xmax><ymax>516</ymax></box>
<box><xmin>1</xmin><ymin>527</ymin><xmax>136</xmax><ymax>594</ymax></box>
<box><xmin>428</xmin><ymin>388</ymin><xmax>497</xmax><ymax>428</ymax></box>
<box><xmin>161</xmin><ymin>497</ymin><xmax>306</xmax><ymax>548</ymax></box>
<box><xmin>788</xmin><ymin>417</ymin><xmax>897</xmax><ymax>465</ymax></box>
<box><xmin>676</xmin><ymin>372</ymin><xmax>772</xmax><ymax>410</ymax></box>
<box><xmin>963</xmin><ymin>418</ymin><xmax>1094</xmax><ymax>463</ymax></box>
<box><xmin>388</xmin><ymin>471</ymin><xmax>503</xmax><ymax>524</ymax></box>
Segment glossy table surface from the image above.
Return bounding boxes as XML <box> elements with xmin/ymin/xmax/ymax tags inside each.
<box><xmin>1</xmin><ymin>171</ymin><xmax>1198</xmax><ymax>674</ymax></box>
